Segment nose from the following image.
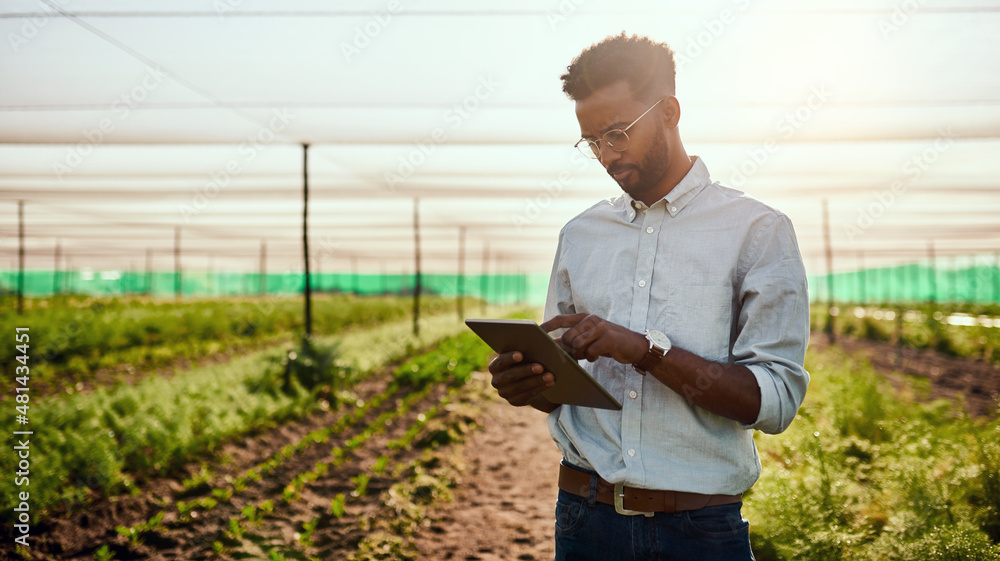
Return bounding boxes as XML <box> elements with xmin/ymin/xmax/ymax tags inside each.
<box><xmin>599</xmin><ymin>146</ymin><xmax>623</xmax><ymax>170</ymax></box>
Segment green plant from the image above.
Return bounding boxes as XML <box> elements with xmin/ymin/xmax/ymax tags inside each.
<box><xmin>351</xmin><ymin>473</ymin><xmax>371</xmax><ymax>498</ymax></box>
<box><xmin>93</xmin><ymin>544</ymin><xmax>116</xmax><ymax>561</ymax></box>
<box><xmin>330</xmin><ymin>493</ymin><xmax>346</xmax><ymax>518</ymax></box>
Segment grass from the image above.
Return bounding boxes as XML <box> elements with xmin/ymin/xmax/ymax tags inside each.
<box><xmin>812</xmin><ymin>302</ymin><xmax>1000</xmax><ymax>363</ymax></box>
<box><xmin>0</xmin><ymin>293</ymin><xmax>461</xmax><ymax>390</ymax></box>
<box><xmin>0</xmin><ymin>307</ymin><xmax>511</xmax><ymax>523</ymax></box>
<box><xmin>746</xmin><ymin>342</ymin><xmax>1000</xmax><ymax>560</ymax></box>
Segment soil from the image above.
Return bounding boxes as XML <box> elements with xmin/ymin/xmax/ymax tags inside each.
<box><xmin>7</xmin><ymin>334</ymin><xmax>998</xmax><ymax>561</ymax></box>
<box><xmin>811</xmin><ymin>334</ymin><xmax>1000</xmax><ymax>417</ymax></box>
<box><xmin>410</xmin><ymin>399</ymin><xmax>561</xmax><ymax>561</ymax></box>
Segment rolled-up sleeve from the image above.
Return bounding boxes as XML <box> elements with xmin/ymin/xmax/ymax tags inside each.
<box><xmin>733</xmin><ymin>213</ymin><xmax>810</xmax><ymax>435</ymax></box>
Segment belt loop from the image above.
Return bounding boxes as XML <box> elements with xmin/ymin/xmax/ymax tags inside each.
<box><xmin>587</xmin><ymin>474</ymin><xmax>598</xmax><ymax>507</ymax></box>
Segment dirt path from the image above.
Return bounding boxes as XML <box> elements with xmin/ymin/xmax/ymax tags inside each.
<box><xmin>411</xmin><ymin>399</ymin><xmax>561</xmax><ymax>561</ymax></box>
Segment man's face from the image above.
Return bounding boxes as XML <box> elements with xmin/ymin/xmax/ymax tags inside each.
<box><xmin>574</xmin><ymin>81</ymin><xmax>671</xmax><ymax>201</ymax></box>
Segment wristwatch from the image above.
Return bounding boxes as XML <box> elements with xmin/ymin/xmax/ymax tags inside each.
<box><xmin>633</xmin><ymin>330</ymin><xmax>671</xmax><ymax>375</ymax></box>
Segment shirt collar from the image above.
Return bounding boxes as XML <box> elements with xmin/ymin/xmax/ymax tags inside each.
<box><xmin>623</xmin><ymin>156</ymin><xmax>711</xmax><ymax>222</ymax></box>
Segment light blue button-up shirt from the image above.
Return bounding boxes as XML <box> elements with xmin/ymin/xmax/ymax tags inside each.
<box><xmin>543</xmin><ymin>157</ymin><xmax>810</xmax><ymax>495</ymax></box>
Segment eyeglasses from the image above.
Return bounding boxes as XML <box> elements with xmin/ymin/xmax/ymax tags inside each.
<box><xmin>574</xmin><ymin>98</ymin><xmax>665</xmax><ymax>161</ymax></box>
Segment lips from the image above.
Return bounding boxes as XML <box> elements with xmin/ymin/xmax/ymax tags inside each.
<box><xmin>609</xmin><ymin>165</ymin><xmax>635</xmax><ymax>183</ymax></box>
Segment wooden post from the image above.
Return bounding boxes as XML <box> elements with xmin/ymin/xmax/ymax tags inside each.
<box><xmin>302</xmin><ymin>144</ymin><xmax>313</xmax><ymax>337</ymax></box>
<box><xmin>413</xmin><ymin>198</ymin><xmax>422</xmax><ymax>336</ymax></box>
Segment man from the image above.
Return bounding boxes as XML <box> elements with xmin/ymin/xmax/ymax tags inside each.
<box><xmin>488</xmin><ymin>33</ymin><xmax>810</xmax><ymax>560</ymax></box>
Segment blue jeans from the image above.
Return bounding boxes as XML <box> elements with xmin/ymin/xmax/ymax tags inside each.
<box><xmin>554</xmin><ymin>488</ymin><xmax>755</xmax><ymax>561</ymax></box>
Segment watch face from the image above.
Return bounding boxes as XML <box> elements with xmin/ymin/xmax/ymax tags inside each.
<box><xmin>646</xmin><ymin>330</ymin><xmax>671</xmax><ymax>352</ymax></box>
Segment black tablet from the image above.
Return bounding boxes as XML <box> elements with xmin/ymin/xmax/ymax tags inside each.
<box><xmin>465</xmin><ymin>318</ymin><xmax>622</xmax><ymax>410</ymax></box>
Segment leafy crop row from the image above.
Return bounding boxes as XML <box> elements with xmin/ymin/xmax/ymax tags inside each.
<box><xmin>0</xmin><ymin>309</ymin><xmax>486</xmax><ymax>523</ymax></box>
<box><xmin>207</xmin><ymin>333</ymin><xmax>490</xmax><ymax>560</ymax></box>
<box><xmin>812</xmin><ymin>302</ymin><xmax>1000</xmax><ymax>363</ymax></box>
<box><xmin>0</xmin><ymin>293</ymin><xmax>457</xmax><ymax>388</ymax></box>
<box><xmin>747</xmin><ymin>343</ymin><xmax>1000</xmax><ymax>560</ymax></box>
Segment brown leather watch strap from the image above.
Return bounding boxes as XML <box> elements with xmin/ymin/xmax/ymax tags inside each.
<box><xmin>634</xmin><ymin>348</ymin><xmax>662</xmax><ymax>375</ymax></box>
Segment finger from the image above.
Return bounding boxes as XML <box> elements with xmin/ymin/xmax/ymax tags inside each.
<box><xmin>559</xmin><ymin>315</ymin><xmax>600</xmax><ymax>347</ymax></box>
<box><xmin>540</xmin><ymin>313</ymin><xmax>589</xmax><ymax>333</ymax></box>
<box><xmin>491</xmin><ymin>362</ymin><xmax>543</xmax><ymax>389</ymax></box>
<box><xmin>498</xmin><ymin>371</ymin><xmax>556</xmax><ymax>405</ymax></box>
<box><xmin>488</xmin><ymin>351</ymin><xmax>525</xmax><ymax>375</ymax></box>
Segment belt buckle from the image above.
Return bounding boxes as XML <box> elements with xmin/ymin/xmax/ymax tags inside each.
<box><xmin>613</xmin><ymin>482</ymin><xmax>654</xmax><ymax>517</ymax></box>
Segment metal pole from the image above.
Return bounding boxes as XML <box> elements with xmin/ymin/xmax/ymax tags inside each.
<box><xmin>413</xmin><ymin>198</ymin><xmax>422</xmax><ymax>336</ymax></box>
<box><xmin>458</xmin><ymin>225</ymin><xmax>466</xmax><ymax>320</ymax></box>
<box><xmin>302</xmin><ymin>144</ymin><xmax>313</xmax><ymax>337</ymax></box>
<box><xmin>822</xmin><ymin>199</ymin><xmax>835</xmax><ymax>341</ymax></box>
<box><xmin>17</xmin><ymin>201</ymin><xmax>24</xmax><ymax>315</ymax></box>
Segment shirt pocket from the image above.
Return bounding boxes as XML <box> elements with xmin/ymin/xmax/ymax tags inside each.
<box><xmin>667</xmin><ymin>283</ymin><xmax>733</xmax><ymax>362</ymax></box>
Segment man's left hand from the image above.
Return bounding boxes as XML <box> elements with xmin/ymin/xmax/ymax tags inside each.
<box><xmin>540</xmin><ymin>313</ymin><xmax>647</xmax><ymax>365</ymax></box>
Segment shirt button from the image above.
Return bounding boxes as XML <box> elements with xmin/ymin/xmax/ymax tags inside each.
<box><xmin>629</xmin><ymin>391</ymin><xmax>637</xmax><ymax>399</ymax></box>
<box><xmin>638</xmin><ymin>280</ymin><xmax>646</xmax><ymax>288</ymax></box>
<box><xmin>627</xmin><ymin>449</ymin><xmax>636</xmax><ymax>457</ymax></box>
<box><xmin>645</xmin><ymin>226</ymin><xmax>654</xmax><ymax>234</ymax></box>
<box><xmin>629</xmin><ymin>212</ymin><xmax>635</xmax><ymax>219</ymax></box>
<box><xmin>670</xmin><ymin>206</ymin><xmax>677</xmax><ymax>213</ymax></box>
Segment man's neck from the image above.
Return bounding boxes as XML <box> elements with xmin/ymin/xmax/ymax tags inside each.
<box><xmin>635</xmin><ymin>153</ymin><xmax>695</xmax><ymax>207</ymax></box>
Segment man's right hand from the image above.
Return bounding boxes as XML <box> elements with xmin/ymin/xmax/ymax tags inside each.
<box><xmin>488</xmin><ymin>351</ymin><xmax>558</xmax><ymax>412</ymax></box>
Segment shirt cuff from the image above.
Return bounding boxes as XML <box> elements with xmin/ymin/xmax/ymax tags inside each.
<box><xmin>741</xmin><ymin>363</ymin><xmax>784</xmax><ymax>434</ymax></box>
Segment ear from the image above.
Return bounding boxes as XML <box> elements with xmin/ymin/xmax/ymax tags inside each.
<box><xmin>662</xmin><ymin>96</ymin><xmax>681</xmax><ymax>129</ymax></box>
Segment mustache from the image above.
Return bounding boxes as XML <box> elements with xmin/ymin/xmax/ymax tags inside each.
<box><xmin>607</xmin><ymin>163</ymin><xmax>636</xmax><ymax>177</ymax></box>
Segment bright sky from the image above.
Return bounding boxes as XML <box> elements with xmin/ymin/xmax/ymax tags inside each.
<box><xmin>1</xmin><ymin>0</ymin><xmax>999</xmax><ymax>280</ymax></box>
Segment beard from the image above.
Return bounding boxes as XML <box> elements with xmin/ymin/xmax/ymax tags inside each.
<box><xmin>610</xmin><ymin>132</ymin><xmax>670</xmax><ymax>201</ymax></box>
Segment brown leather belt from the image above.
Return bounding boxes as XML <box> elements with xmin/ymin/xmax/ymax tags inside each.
<box><xmin>558</xmin><ymin>463</ymin><xmax>742</xmax><ymax>516</ymax></box>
